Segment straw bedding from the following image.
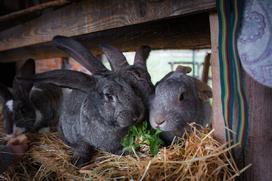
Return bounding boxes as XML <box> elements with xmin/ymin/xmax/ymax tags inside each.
<box><xmin>0</xmin><ymin>112</ymin><xmax>249</xmax><ymax>180</ymax></box>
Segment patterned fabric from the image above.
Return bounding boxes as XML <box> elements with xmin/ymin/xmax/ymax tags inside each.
<box><xmin>216</xmin><ymin>0</ymin><xmax>249</xmax><ymax>147</ymax></box>
<box><xmin>237</xmin><ymin>0</ymin><xmax>272</xmax><ymax>88</ymax></box>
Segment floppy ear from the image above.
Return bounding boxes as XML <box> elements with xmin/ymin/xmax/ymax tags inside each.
<box><xmin>25</xmin><ymin>70</ymin><xmax>97</xmax><ymax>93</ymax></box>
<box><xmin>53</xmin><ymin>36</ymin><xmax>108</xmax><ymax>74</ymax></box>
<box><xmin>134</xmin><ymin>45</ymin><xmax>151</xmax><ymax>70</ymax></box>
<box><xmin>100</xmin><ymin>44</ymin><xmax>129</xmax><ymax>72</ymax></box>
<box><xmin>13</xmin><ymin>59</ymin><xmax>35</xmax><ymax>100</ymax></box>
<box><xmin>195</xmin><ymin>79</ymin><xmax>212</xmax><ymax>101</ymax></box>
<box><xmin>175</xmin><ymin>65</ymin><xmax>192</xmax><ymax>74</ymax></box>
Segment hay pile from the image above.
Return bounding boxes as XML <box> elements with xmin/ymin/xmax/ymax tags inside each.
<box><xmin>0</xmin><ymin>121</ymin><xmax>250</xmax><ymax>181</ymax></box>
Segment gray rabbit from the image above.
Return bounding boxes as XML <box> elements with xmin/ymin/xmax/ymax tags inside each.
<box><xmin>0</xmin><ymin>59</ymin><xmax>61</xmax><ymax>137</ymax></box>
<box><xmin>149</xmin><ymin>65</ymin><xmax>212</xmax><ymax>144</ymax></box>
<box><xmin>29</xmin><ymin>36</ymin><xmax>145</xmax><ymax>166</ymax></box>
<box><xmin>100</xmin><ymin>44</ymin><xmax>154</xmax><ymax>108</ymax></box>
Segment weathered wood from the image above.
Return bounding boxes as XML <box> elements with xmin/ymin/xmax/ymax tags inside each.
<box><xmin>242</xmin><ymin>72</ymin><xmax>272</xmax><ymax>181</ymax></box>
<box><xmin>209</xmin><ymin>13</ymin><xmax>226</xmax><ymax>143</ymax></box>
<box><xmin>210</xmin><ymin>12</ymin><xmax>272</xmax><ymax>181</ymax></box>
<box><xmin>0</xmin><ymin>0</ymin><xmax>71</xmax><ymax>23</ymax></box>
<box><xmin>0</xmin><ymin>0</ymin><xmax>215</xmax><ymax>52</ymax></box>
<box><xmin>0</xmin><ymin>13</ymin><xmax>211</xmax><ymax>62</ymax></box>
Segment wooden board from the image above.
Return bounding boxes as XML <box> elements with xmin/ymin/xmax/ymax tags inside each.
<box><xmin>209</xmin><ymin>13</ymin><xmax>226</xmax><ymax>143</ymax></box>
<box><xmin>243</xmin><ymin>74</ymin><xmax>272</xmax><ymax>181</ymax></box>
<box><xmin>0</xmin><ymin>13</ymin><xmax>211</xmax><ymax>62</ymax></box>
<box><xmin>0</xmin><ymin>0</ymin><xmax>215</xmax><ymax>53</ymax></box>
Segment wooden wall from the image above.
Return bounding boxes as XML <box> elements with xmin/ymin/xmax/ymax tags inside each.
<box><xmin>243</xmin><ymin>73</ymin><xmax>272</xmax><ymax>181</ymax></box>
<box><xmin>209</xmin><ymin>12</ymin><xmax>272</xmax><ymax>181</ymax></box>
<box><xmin>0</xmin><ymin>13</ymin><xmax>211</xmax><ymax>62</ymax></box>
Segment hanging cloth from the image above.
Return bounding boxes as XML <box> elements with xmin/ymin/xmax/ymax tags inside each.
<box><xmin>216</xmin><ymin>0</ymin><xmax>249</xmax><ymax>147</ymax></box>
<box><xmin>237</xmin><ymin>0</ymin><xmax>272</xmax><ymax>88</ymax></box>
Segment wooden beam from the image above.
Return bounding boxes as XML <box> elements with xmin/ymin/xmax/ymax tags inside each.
<box><xmin>0</xmin><ymin>0</ymin><xmax>215</xmax><ymax>52</ymax></box>
<box><xmin>0</xmin><ymin>13</ymin><xmax>211</xmax><ymax>62</ymax></box>
<box><xmin>209</xmin><ymin>13</ymin><xmax>226</xmax><ymax>143</ymax></box>
<box><xmin>0</xmin><ymin>0</ymin><xmax>71</xmax><ymax>23</ymax></box>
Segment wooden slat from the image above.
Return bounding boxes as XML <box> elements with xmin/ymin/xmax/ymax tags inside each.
<box><xmin>0</xmin><ymin>0</ymin><xmax>71</xmax><ymax>23</ymax></box>
<box><xmin>209</xmin><ymin>13</ymin><xmax>226</xmax><ymax>143</ymax></box>
<box><xmin>0</xmin><ymin>0</ymin><xmax>215</xmax><ymax>52</ymax></box>
<box><xmin>0</xmin><ymin>13</ymin><xmax>211</xmax><ymax>62</ymax></box>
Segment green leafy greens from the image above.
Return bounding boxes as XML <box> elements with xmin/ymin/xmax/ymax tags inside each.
<box><xmin>121</xmin><ymin>121</ymin><xmax>163</xmax><ymax>156</ymax></box>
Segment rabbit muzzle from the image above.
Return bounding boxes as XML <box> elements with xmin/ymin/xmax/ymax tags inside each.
<box><xmin>116</xmin><ymin>110</ymin><xmax>143</xmax><ymax>128</ymax></box>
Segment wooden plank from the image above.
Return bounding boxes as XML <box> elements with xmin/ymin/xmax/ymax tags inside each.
<box><xmin>0</xmin><ymin>13</ymin><xmax>211</xmax><ymax>62</ymax></box>
<box><xmin>0</xmin><ymin>0</ymin><xmax>215</xmax><ymax>52</ymax></box>
<box><xmin>243</xmin><ymin>73</ymin><xmax>272</xmax><ymax>181</ymax></box>
<box><xmin>209</xmin><ymin>13</ymin><xmax>226</xmax><ymax>143</ymax></box>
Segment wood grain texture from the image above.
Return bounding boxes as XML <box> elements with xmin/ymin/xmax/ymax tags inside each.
<box><xmin>0</xmin><ymin>0</ymin><xmax>215</xmax><ymax>52</ymax></box>
<box><xmin>0</xmin><ymin>13</ymin><xmax>211</xmax><ymax>62</ymax></box>
<box><xmin>243</xmin><ymin>74</ymin><xmax>272</xmax><ymax>181</ymax></box>
<box><xmin>209</xmin><ymin>12</ymin><xmax>272</xmax><ymax>181</ymax></box>
<box><xmin>209</xmin><ymin>13</ymin><xmax>226</xmax><ymax>143</ymax></box>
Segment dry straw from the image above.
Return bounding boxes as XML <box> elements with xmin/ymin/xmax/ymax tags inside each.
<box><xmin>0</xmin><ymin>116</ymin><xmax>250</xmax><ymax>180</ymax></box>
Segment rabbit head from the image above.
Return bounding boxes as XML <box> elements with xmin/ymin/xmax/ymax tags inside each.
<box><xmin>149</xmin><ymin>65</ymin><xmax>212</xmax><ymax>141</ymax></box>
<box><xmin>36</xmin><ymin>36</ymin><xmax>146</xmax><ymax>130</ymax></box>
<box><xmin>12</xmin><ymin>59</ymin><xmax>36</xmax><ymax>134</ymax></box>
<box><xmin>32</xmin><ymin>68</ymin><xmax>145</xmax><ymax>133</ymax></box>
<box><xmin>98</xmin><ymin>44</ymin><xmax>154</xmax><ymax>107</ymax></box>
<box><xmin>0</xmin><ymin>59</ymin><xmax>36</xmax><ymax>135</ymax></box>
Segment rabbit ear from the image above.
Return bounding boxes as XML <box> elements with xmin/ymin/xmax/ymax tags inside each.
<box><xmin>100</xmin><ymin>44</ymin><xmax>129</xmax><ymax>71</ymax></box>
<box><xmin>0</xmin><ymin>82</ymin><xmax>13</xmax><ymax>102</ymax></box>
<box><xmin>27</xmin><ymin>70</ymin><xmax>96</xmax><ymax>93</ymax></box>
<box><xmin>134</xmin><ymin>45</ymin><xmax>151</xmax><ymax>70</ymax></box>
<box><xmin>175</xmin><ymin>65</ymin><xmax>192</xmax><ymax>74</ymax></box>
<box><xmin>16</xmin><ymin>59</ymin><xmax>35</xmax><ymax>78</ymax></box>
<box><xmin>195</xmin><ymin>79</ymin><xmax>212</xmax><ymax>101</ymax></box>
<box><xmin>53</xmin><ymin>36</ymin><xmax>108</xmax><ymax>74</ymax></box>
<box><xmin>13</xmin><ymin>59</ymin><xmax>35</xmax><ymax>100</ymax></box>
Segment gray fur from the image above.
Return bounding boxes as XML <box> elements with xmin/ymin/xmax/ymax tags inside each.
<box><xmin>0</xmin><ymin>59</ymin><xmax>61</xmax><ymax>135</ymax></box>
<box><xmin>31</xmin><ymin>36</ymin><xmax>146</xmax><ymax>166</ymax></box>
<box><xmin>149</xmin><ymin>66</ymin><xmax>212</xmax><ymax>144</ymax></box>
<box><xmin>101</xmin><ymin>45</ymin><xmax>154</xmax><ymax>109</ymax></box>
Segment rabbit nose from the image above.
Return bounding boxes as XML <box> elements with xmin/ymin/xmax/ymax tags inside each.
<box><xmin>133</xmin><ymin>110</ymin><xmax>143</xmax><ymax>122</ymax></box>
<box><xmin>156</xmin><ymin>119</ymin><xmax>166</xmax><ymax>126</ymax></box>
<box><xmin>132</xmin><ymin>116</ymin><xmax>138</xmax><ymax>122</ymax></box>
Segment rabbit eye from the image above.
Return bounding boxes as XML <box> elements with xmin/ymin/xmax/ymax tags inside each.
<box><xmin>179</xmin><ymin>93</ymin><xmax>184</xmax><ymax>101</ymax></box>
<box><xmin>104</xmin><ymin>93</ymin><xmax>114</xmax><ymax>102</ymax></box>
<box><xmin>21</xmin><ymin>107</ymin><xmax>28</xmax><ymax>113</ymax></box>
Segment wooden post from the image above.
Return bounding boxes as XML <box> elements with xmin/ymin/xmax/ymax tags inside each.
<box><xmin>209</xmin><ymin>13</ymin><xmax>226</xmax><ymax>143</ymax></box>
<box><xmin>209</xmin><ymin>12</ymin><xmax>272</xmax><ymax>181</ymax></box>
<box><xmin>243</xmin><ymin>74</ymin><xmax>272</xmax><ymax>181</ymax></box>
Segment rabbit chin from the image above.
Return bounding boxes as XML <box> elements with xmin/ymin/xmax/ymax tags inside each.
<box><xmin>150</xmin><ymin>120</ymin><xmax>174</xmax><ymax>132</ymax></box>
<box><xmin>12</xmin><ymin>125</ymin><xmax>26</xmax><ymax>136</ymax></box>
<box><xmin>158</xmin><ymin>123</ymin><xmax>177</xmax><ymax>132</ymax></box>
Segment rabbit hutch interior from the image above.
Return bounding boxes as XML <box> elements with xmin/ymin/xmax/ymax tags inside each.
<box><xmin>0</xmin><ymin>0</ymin><xmax>271</xmax><ymax>180</ymax></box>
